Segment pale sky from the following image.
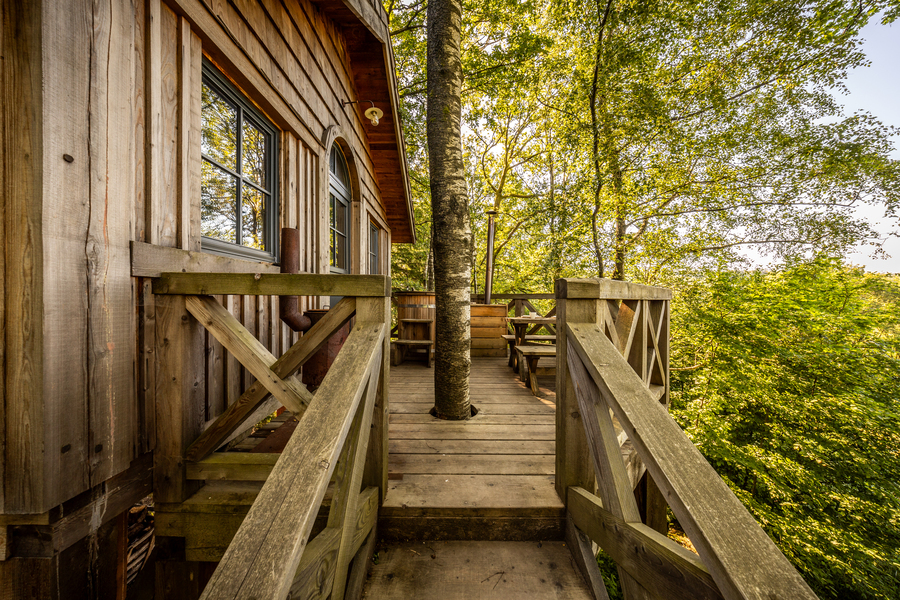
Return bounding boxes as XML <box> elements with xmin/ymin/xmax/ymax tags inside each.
<box><xmin>834</xmin><ymin>15</ymin><xmax>899</xmax><ymax>273</ymax></box>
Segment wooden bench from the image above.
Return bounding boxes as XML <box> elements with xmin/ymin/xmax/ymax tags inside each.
<box><xmin>393</xmin><ymin>317</ymin><xmax>434</xmax><ymax>367</ymax></box>
<box><xmin>515</xmin><ymin>345</ymin><xmax>556</xmax><ymax>395</ymax></box>
<box><xmin>502</xmin><ymin>333</ymin><xmax>556</xmax><ymax>370</ymax></box>
<box><xmin>393</xmin><ymin>339</ymin><xmax>434</xmax><ymax>368</ymax></box>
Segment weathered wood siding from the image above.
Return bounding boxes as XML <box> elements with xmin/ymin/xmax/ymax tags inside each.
<box><xmin>1</xmin><ymin>0</ymin><xmax>395</xmax><ymax>513</ymax></box>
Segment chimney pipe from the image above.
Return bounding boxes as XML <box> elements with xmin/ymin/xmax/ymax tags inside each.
<box><xmin>484</xmin><ymin>210</ymin><xmax>497</xmax><ymax>305</ymax></box>
<box><xmin>280</xmin><ymin>227</ymin><xmax>312</xmax><ymax>332</ymax></box>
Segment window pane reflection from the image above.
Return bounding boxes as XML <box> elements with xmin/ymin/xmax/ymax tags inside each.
<box><xmin>201</xmin><ymin>160</ymin><xmax>237</xmax><ymax>244</ymax></box>
<box><xmin>241</xmin><ymin>187</ymin><xmax>266</xmax><ymax>250</ymax></box>
<box><xmin>336</xmin><ymin>201</ymin><xmax>347</xmax><ymax>234</ymax></box>
<box><xmin>201</xmin><ymin>83</ymin><xmax>237</xmax><ymax>171</ymax></box>
<box><xmin>242</xmin><ymin>120</ymin><xmax>267</xmax><ymax>188</ymax></box>
<box><xmin>335</xmin><ymin>232</ymin><xmax>346</xmax><ymax>269</ymax></box>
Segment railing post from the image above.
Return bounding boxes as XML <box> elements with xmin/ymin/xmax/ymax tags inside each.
<box><xmin>357</xmin><ymin>294</ymin><xmax>391</xmax><ymax>505</ymax></box>
<box><xmin>154</xmin><ymin>294</ymin><xmax>206</xmax><ymax>505</ymax></box>
<box><xmin>555</xmin><ymin>279</ymin><xmax>598</xmax><ymax>500</ymax></box>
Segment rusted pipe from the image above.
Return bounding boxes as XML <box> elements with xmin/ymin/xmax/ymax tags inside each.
<box><xmin>484</xmin><ymin>210</ymin><xmax>497</xmax><ymax>305</ymax></box>
<box><xmin>280</xmin><ymin>227</ymin><xmax>312</xmax><ymax>332</ymax></box>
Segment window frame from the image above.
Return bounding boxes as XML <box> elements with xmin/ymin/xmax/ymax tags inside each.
<box><xmin>369</xmin><ymin>221</ymin><xmax>380</xmax><ymax>274</ymax></box>
<box><xmin>329</xmin><ymin>145</ymin><xmax>352</xmax><ymax>274</ymax></box>
<box><xmin>200</xmin><ymin>59</ymin><xmax>280</xmax><ymax>263</ymax></box>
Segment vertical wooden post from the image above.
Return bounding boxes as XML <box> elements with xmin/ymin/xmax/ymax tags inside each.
<box><xmin>358</xmin><ymin>293</ymin><xmax>391</xmax><ymax>504</ymax></box>
<box><xmin>639</xmin><ymin>298</ymin><xmax>669</xmax><ymax>535</ymax></box>
<box><xmin>154</xmin><ymin>295</ymin><xmax>205</xmax><ymax>504</ymax></box>
<box><xmin>554</xmin><ymin>280</ymin><xmax>597</xmax><ymax>500</ymax></box>
<box><xmin>1</xmin><ymin>0</ymin><xmax>45</xmax><ymax>514</ymax></box>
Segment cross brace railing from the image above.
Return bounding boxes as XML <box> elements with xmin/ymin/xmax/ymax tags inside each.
<box><xmin>151</xmin><ymin>272</ymin><xmax>391</xmax><ymax>600</ymax></box>
<box><xmin>555</xmin><ymin>278</ymin><xmax>818</xmax><ymax>600</ymax></box>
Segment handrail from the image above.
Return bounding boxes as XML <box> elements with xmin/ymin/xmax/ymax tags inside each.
<box><xmin>557</xmin><ymin>276</ymin><xmax>818</xmax><ymax>600</ymax></box>
<box><xmin>200</xmin><ymin>319</ymin><xmax>386</xmax><ymax>600</ymax></box>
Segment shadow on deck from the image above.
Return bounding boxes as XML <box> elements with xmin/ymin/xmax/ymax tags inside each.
<box><xmin>379</xmin><ymin>356</ymin><xmax>564</xmax><ymax>541</ymax></box>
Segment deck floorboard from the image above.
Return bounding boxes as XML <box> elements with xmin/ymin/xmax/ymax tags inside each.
<box><xmin>362</xmin><ymin>541</ymin><xmax>593</xmax><ymax>599</ymax></box>
<box><xmin>381</xmin><ymin>356</ymin><xmax>563</xmax><ymax>541</ymax></box>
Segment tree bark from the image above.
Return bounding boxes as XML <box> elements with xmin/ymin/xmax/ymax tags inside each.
<box><xmin>427</xmin><ymin>0</ymin><xmax>472</xmax><ymax>420</ymax></box>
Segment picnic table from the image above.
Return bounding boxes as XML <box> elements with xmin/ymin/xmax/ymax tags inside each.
<box><xmin>507</xmin><ymin>315</ymin><xmax>557</xmax><ymax>373</ymax></box>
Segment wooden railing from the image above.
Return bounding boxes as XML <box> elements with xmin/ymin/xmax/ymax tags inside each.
<box><xmin>471</xmin><ymin>292</ymin><xmax>557</xmax><ymax>335</ymax></box>
<box><xmin>556</xmin><ymin>278</ymin><xmax>818</xmax><ymax>600</ymax></box>
<box><xmin>151</xmin><ymin>273</ymin><xmax>390</xmax><ymax>600</ymax></box>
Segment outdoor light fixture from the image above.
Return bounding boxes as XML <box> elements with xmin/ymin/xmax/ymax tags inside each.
<box><xmin>342</xmin><ymin>100</ymin><xmax>383</xmax><ymax>126</ymax></box>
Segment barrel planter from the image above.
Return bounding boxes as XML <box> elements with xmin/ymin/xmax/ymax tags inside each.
<box><xmin>394</xmin><ymin>291</ymin><xmax>436</xmax><ymax>340</ymax></box>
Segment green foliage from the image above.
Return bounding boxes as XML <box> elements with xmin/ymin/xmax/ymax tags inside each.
<box><xmin>669</xmin><ymin>257</ymin><xmax>900</xmax><ymax>599</ymax></box>
<box><xmin>596</xmin><ymin>548</ymin><xmax>624</xmax><ymax>600</ymax></box>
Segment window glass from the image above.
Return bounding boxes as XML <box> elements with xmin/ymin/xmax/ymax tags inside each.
<box><xmin>369</xmin><ymin>222</ymin><xmax>380</xmax><ymax>274</ymax></box>
<box><xmin>200</xmin><ymin>62</ymin><xmax>278</xmax><ymax>260</ymax></box>
<box><xmin>200</xmin><ymin>160</ymin><xmax>237</xmax><ymax>244</ymax></box>
<box><xmin>241</xmin><ymin>119</ymin><xmax>267</xmax><ymax>188</ymax></box>
<box><xmin>241</xmin><ymin>187</ymin><xmax>266</xmax><ymax>249</ymax></box>
<box><xmin>329</xmin><ymin>145</ymin><xmax>351</xmax><ymax>273</ymax></box>
<box><xmin>201</xmin><ymin>85</ymin><xmax>237</xmax><ymax>170</ymax></box>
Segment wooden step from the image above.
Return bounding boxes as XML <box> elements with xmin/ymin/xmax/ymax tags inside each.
<box><xmin>379</xmin><ymin>473</ymin><xmax>565</xmax><ymax>541</ymax></box>
<box><xmin>362</xmin><ymin>541</ymin><xmax>593</xmax><ymax>599</ymax></box>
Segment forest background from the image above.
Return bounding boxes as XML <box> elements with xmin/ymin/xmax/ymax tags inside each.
<box><xmin>386</xmin><ymin>0</ymin><xmax>900</xmax><ymax>597</ymax></box>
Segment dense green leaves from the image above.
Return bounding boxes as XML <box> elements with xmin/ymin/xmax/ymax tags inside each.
<box><xmin>669</xmin><ymin>258</ymin><xmax>900</xmax><ymax>599</ymax></box>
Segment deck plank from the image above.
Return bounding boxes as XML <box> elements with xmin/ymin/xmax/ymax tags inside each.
<box><xmin>389</xmin><ymin>454</ymin><xmax>555</xmax><ymax>475</ymax></box>
<box><xmin>362</xmin><ymin>541</ymin><xmax>592</xmax><ymax>600</ymax></box>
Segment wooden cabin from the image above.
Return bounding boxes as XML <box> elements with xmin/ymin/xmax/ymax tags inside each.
<box><xmin>1</xmin><ymin>0</ymin><xmax>411</xmax><ymax>595</ymax></box>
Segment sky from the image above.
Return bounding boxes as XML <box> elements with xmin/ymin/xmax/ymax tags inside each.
<box><xmin>832</xmin><ymin>14</ymin><xmax>899</xmax><ymax>273</ymax></box>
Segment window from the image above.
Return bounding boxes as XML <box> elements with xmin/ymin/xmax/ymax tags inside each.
<box><xmin>200</xmin><ymin>61</ymin><xmax>279</xmax><ymax>261</ymax></box>
<box><xmin>329</xmin><ymin>145</ymin><xmax>351</xmax><ymax>273</ymax></box>
<box><xmin>369</xmin><ymin>222</ymin><xmax>380</xmax><ymax>274</ymax></box>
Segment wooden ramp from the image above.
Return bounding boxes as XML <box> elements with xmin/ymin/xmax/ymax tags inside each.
<box><xmin>380</xmin><ymin>356</ymin><xmax>563</xmax><ymax>540</ymax></box>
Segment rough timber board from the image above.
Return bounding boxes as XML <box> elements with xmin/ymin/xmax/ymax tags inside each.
<box><xmin>362</xmin><ymin>541</ymin><xmax>592</xmax><ymax>599</ymax></box>
<box><xmin>389</xmin><ymin>454</ymin><xmax>555</xmax><ymax>475</ymax></box>
<box><xmin>389</xmin><ymin>440</ymin><xmax>555</xmax><ymax>455</ymax></box>
<box><xmin>382</xmin><ymin>475</ymin><xmax>562</xmax><ymax>514</ymax></box>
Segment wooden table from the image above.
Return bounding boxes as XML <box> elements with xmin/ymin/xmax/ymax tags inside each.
<box><xmin>507</xmin><ymin>316</ymin><xmax>557</xmax><ymax>373</ymax></box>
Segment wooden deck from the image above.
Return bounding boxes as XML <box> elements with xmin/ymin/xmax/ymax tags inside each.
<box><xmin>379</xmin><ymin>356</ymin><xmax>564</xmax><ymax>541</ymax></box>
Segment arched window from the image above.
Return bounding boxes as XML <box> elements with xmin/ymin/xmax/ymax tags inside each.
<box><xmin>329</xmin><ymin>145</ymin><xmax>351</xmax><ymax>273</ymax></box>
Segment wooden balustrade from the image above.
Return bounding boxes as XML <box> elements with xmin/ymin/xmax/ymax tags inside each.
<box><xmin>151</xmin><ymin>272</ymin><xmax>391</xmax><ymax>600</ymax></box>
<box><xmin>472</xmin><ymin>292</ymin><xmax>557</xmax><ymax>335</ymax></box>
<box><xmin>556</xmin><ymin>278</ymin><xmax>818</xmax><ymax>600</ymax></box>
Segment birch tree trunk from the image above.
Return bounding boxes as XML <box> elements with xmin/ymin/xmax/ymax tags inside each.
<box><xmin>427</xmin><ymin>0</ymin><xmax>472</xmax><ymax>420</ymax></box>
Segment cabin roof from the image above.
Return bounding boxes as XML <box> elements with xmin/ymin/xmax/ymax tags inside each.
<box><xmin>310</xmin><ymin>0</ymin><xmax>416</xmax><ymax>244</ymax></box>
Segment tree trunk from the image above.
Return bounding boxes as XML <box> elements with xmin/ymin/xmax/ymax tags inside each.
<box><xmin>425</xmin><ymin>224</ymin><xmax>435</xmax><ymax>291</ymax></box>
<box><xmin>427</xmin><ymin>0</ymin><xmax>472</xmax><ymax>420</ymax></box>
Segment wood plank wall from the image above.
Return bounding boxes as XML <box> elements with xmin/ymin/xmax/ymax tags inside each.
<box><xmin>2</xmin><ymin>0</ymin><xmax>394</xmax><ymax>513</ymax></box>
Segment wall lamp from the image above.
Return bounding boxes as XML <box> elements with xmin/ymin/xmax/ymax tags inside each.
<box><xmin>342</xmin><ymin>100</ymin><xmax>383</xmax><ymax>126</ymax></box>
